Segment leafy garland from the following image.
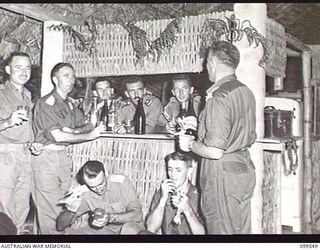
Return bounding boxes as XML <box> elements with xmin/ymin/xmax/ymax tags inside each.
<box><xmin>47</xmin><ymin>18</ymin><xmax>98</xmax><ymax>54</ymax></box>
<box><xmin>199</xmin><ymin>14</ymin><xmax>272</xmax><ymax>67</ymax></box>
<box><xmin>123</xmin><ymin>18</ymin><xmax>182</xmax><ymax>65</ymax></box>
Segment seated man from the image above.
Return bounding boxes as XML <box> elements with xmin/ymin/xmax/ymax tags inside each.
<box><xmin>115</xmin><ymin>76</ymin><xmax>163</xmax><ymax>134</ymax></box>
<box><xmin>146</xmin><ymin>152</ymin><xmax>205</xmax><ymax>234</ymax></box>
<box><xmin>160</xmin><ymin>74</ymin><xmax>202</xmax><ymax>133</ymax></box>
<box><xmin>56</xmin><ymin>160</ymin><xmax>145</xmax><ymax>234</ymax></box>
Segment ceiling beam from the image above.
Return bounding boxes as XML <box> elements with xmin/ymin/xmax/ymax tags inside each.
<box><xmin>0</xmin><ymin>4</ymin><xmax>83</xmax><ymax>25</ymax></box>
<box><xmin>286</xmin><ymin>33</ymin><xmax>311</xmax><ymax>52</ymax></box>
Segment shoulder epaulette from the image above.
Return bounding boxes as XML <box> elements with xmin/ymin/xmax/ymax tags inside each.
<box><xmin>144</xmin><ymin>95</ymin><xmax>154</xmax><ymax>106</ymax></box>
<box><xmin>109</xmin><ymin>174</ymin><xmax>125</xmax><ymax>183</ymax></box>
<box><xmin>121</xmin><ymin>99</ymin><xmax>131</xmax><ymax>107</ymax></box>
<box><xmin>45</xmin><ymin>95</ymin><xmax>56</xmax><ymax>106</ymax></box>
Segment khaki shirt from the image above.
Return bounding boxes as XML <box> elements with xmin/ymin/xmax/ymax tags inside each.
<box><xmin>198</xmin><ymin>74</ymin><xmax>256</xmax><ymax>152</ymax></box>
<box><xmin>0</xmin><ymin>81</ymin><xmax>34</xmax><ymax>144</ymax></box>
<box><xmin>117</xmin><ymin>95</ymin><xmax>163</xmax><ymax>132</ymax></box>
<box><xmin>33</xmin><ymin>89</ymin><xmax>87</xmax><ymax>145</ymax></box>
<box><xmin>75</xmin><ymin>174</ymin><xmax>143</xmax><ymax>233</ymax></box>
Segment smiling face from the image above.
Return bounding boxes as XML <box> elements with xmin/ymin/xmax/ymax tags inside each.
<box><xmin>53</xmin><ymin>66</ymin><xmax>75</xmax><ymax>96</ymax></box>
<box><xmin>167</xmin><ymin>159</ymin><xmax>191</xmax><ymax>188</ymax></box>
<box><xmin>172</xmin><ymin>79</ymin><xmax>194</xmax><ymax>103</ymax></box>
<box><xmin>96</xmin><ymin>80</ymin><xmax>112</xmax><ymax>101</ymax></box>
<box><xmin>5</xmin><ymin>56</ymin><xmax>32</xmax><ymax>87</ymax></box>
<box><xmin>125</xmin><ymin>80</ymin><xmax>145</xmax><ymax>105</ymax></box>
<box><xmin>83</xmin><ymin>171</ymin><xmax>107</xmax><ymax>196</ymax></box>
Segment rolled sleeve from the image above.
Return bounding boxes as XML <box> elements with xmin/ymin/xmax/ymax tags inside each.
<box><xmin>203</xmin><ymin>96</ymin><xmax>230</xmax><ymax>150</ymax></box>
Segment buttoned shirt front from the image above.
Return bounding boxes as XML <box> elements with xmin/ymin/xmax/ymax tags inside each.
<box><xmin>33</xmin><ymin>89</ymin><xmax>87</xmax><ymax>145</ymax></box>
<box><xmin>0</xmin><ymin>81</ymin><xmax>34</xmax><ymax>144</ymax></box>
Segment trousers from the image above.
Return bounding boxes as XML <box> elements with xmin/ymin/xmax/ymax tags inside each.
<box><xmin>0</xmin><ymin>144</ymin><xmax>32</xmax><ymax>233</ymax></box>
<box><xmin>32</xmin><ymin>148</ymin><xmax>72</xmax><ymax>234</ymax></box>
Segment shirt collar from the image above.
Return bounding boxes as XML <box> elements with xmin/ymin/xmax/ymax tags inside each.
<box><xmin>52</xmin><ymin>89</ymin><xmax>67</xmax><ymax>104</ymax></box>
<box><xmin>206</xmin><ymin>74</ymin><xmax>237</xmax><ymax>99</ymax></box>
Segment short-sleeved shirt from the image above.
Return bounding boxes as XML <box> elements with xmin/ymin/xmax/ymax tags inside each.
<box><xmin>117</xmin><ymin>95</ymin><xmax>163</xmax><ymax>131</ymax></box>
<box><xmin>198</xmin><ymin>74</ymin><xmax>256</xmax><ymax>153</ymax></box>
<box><xmin>33</xmin><ymin>89</ymin><xmax>87</xmax><ymax>145</ymax></box>
<box><xmin>0</xmin><ymin>81</ymin><xmax>34</xmax><ymax>144</ymax></box>
<box><xmin>149</xmin><ymin>184</ymin><xmax>201</xmax><ymax>235</ymax></box>
<box><xmin>75</xmin><ymin>174</ymin><xmax>143</xmax><ymax>233</ymax></box>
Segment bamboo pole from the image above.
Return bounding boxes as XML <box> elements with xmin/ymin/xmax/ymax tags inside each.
<box><xmin>302</xmin><ymin>50</ymin><xmax>313</xmax><ymax>234</ymax></box>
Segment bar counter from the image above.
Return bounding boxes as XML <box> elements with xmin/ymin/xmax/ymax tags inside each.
<box><xmin>67</xmin><ymin>132</ymin><xmax>175</xmax><ymax>217</ymax></box>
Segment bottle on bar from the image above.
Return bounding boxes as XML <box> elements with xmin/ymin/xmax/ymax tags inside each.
<box><xmin>99</xmin><ymin>100</ymin><xmax>109</xmax><ymax>129</ymax></box>
<box><xmin>133</xmin><ymin>98</ymin><xmax>146</xmax><ymax>134</ymax></box>
<box><xmin>107</xmin><ymin>93</ymin><xmax>118</xmax><ymax>131</ymax></box>
<box><xmin>177</xmin><ymin>99</ymin><xmax>197</xmax><ymax>137</ymax></box>
<box><xmin>90</xmin><ymin>96</ymin><xmax>99</xmax><ymax>127</ymax></box>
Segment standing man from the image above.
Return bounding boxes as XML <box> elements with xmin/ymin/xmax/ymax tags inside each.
<box><xmin>0</xmin><ymin>52</ymin><xmax>33</xmax><ymax>234</ymax></box>
<box><xmin>32</xmin><ymin>62</ymin><xmax>105</xmax><ymax>234</ymax></box>
<box><xmin>56</xmin><ymin>160</ymin><xmax>145</xmax><ymax>234</ymax></box>
<box><xmin>115</xmin><ymin>76</ymin><xmax>163</xmax><ymax>134</ymax></box>
<box><xmin>179</xmin><ymin>41</ymin><xmax>256</xmax><ymax>234</ymax></box>
<box><xmin>146</xmin><ymin>152</ymin><xmax>204</xmax><ymax>235</ymax></box>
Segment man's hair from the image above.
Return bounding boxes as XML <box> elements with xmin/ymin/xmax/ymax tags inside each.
<box><xmin>77</xmin><ymin>161</ymin><xmax>105</xmax><ymax>184</ymax></box>
<box><xmin>172</xmin><ymin>74</ymin><xmax>192</xmax><ymax>88</ymax></box>
<box><xmin>123</xmin><ymin>76</ymin><xmax>143</xmax><ymax>89</ymax></box>
<box><xmin>50</xmin><ymin>62</ymin><xmax>74</xmax><ymax>82</ymax></box>
<box><xmin>165</xmin><ymin>151</ymin><xmax>192</xmax><ymax>167</ymax></box>
<box><xmin>207</xmin><ymin>41</ymin><xmax>240</xmax><ymax>69</ymax></box>
<box><xmin>5</xmin><ymin>52</ymin><xmax>31</xmax><ymax>66</ymax></box>
<box><xmin>95</xmin><ymin>78</ymin><xmax>113</xmax><ymax>89</ymax></box>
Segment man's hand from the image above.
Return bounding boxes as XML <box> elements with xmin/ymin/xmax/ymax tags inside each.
<box><xmin>30</xmin><ymin>142</ymin><xmax>44</xmax><ymax>156</ymax></box>
<box><xmin>178</xmin><ymin>134</ymin><xmax>195</xmax><ymax>152</ymax></box>
<box><xmin>89</xmin><ymin>123</ymin><xmax>106</xmax><ymax>139</ymax></box>
<box><xmin>8</xmin><ymin>110</ymin><xmax>28</xmax><ymax>127</ymax></box>
<box><xmin>165</xmin><ymin>121</ymin><xmax>176</xmax><ymax>134</ymax></box>
<box><xmin>176</xmin><ymin>116</ymin><xmax>197</xmax><ymax>131</ymax></box>
<box><xmin>170</xmin><ymin>191</ymin><xmax>191</xmax><ymax>214</ymax></box>
<box><xmin>160</xmin><ymin>179</ymin><xmax>176</xmax><ymax>201</ymax></box>
<box><xmin>90</xmin><ymin>213</ymin><xmax>110</xmax><ymax>228</ymax></box>
<box><xmin>113</xmin><ymin>123</ymin><xmax>126</xmax><ymax>134</ymax></box>
<box><xmin>65</xmin><ymin>196</ymin><xmax>82</xmax><ymax>213</ymax></box>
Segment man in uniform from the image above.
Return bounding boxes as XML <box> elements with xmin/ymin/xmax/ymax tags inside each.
<box><xmin>32</xmin><ymin>62</ymin><xmax>105</xmax><ymax>234</ymax></box>
<box><xmin>146</xmin><ymin>152</ymin><xmax>204</xmax><ymax>234</ymax></box>
<box><xmin>160</xmin><ymin>74</ymin><xmax>202</xmax><ymax>133</ymax></box>
<box><xmin>179</xmin><ymin>41</ymin><xmax>256</xmax><ymax>234</ymax></box>
<box><xmin>56</xmin><ymin>160</ymin><xmax>145</xmax><ymax>234</ymax></box>
<box><xmin>115</xmin><ymin>76</ymin><xmax>163</xmax><ymax>134</ymax></box>
<box><xmin>0</xmin><ymin>52</ymin><xmax>33</xmax><ymax>234</ymax></box>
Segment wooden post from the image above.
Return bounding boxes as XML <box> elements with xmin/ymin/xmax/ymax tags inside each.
<box><xmin>302</xmin><ymin>50</ymin><xmax>313</xmax><ymax>234</ymax></box>
<box><xmin>234</xmin><ymin>3</ymin><xmax>267</xmax><ymax>234</ymax></box>
<box><xmin>41</xmin><ymin>21</ymin><xmax>65</xmax><ymax>97</ymax></box>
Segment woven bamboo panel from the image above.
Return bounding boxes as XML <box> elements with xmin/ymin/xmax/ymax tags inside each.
<box><xmin>63</xmin><ymin>11</ymin><xmax>234</xmax><ymax>77</ymax></box>
<box><xmin>262</xmin><ymin>151</ymin><xmax>281</xmax><ymax>234</ymax></box>
<box><xmin>67</xmin><ymin>137</ymin><xmax>175</xmax><ymax>218</ymax></box>
<box><xmin>312</xmin><ymin>140</ymin><xmax>320</xmax><ymax>231</ymax></box>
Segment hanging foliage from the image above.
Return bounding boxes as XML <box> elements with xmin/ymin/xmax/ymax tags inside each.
<box><xmin>48</xmin><ymin>18</ymin><xmax>98</xmax><ymax>54</ymax></box>
<box><xmin>123</xmin><ymin>18</ymin><xmax>182</xmax><ymax>65</ymax></box>
<box><xmin>199</xmin><ymin>14</ymin><xmax>272</xmax><ymax>67</ymax></box>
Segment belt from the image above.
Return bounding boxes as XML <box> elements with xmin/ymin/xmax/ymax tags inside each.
<box><xmin>0</xmin><ymin>143</ymin><xmax>31</xmax><ymax>152</ymax></box>
<box><xmin>43</xmin><ymin>144</ymin><xmax>66</xmax><ymax>151</ymax></box>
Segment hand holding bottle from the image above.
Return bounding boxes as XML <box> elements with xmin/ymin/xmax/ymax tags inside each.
<box><xmin>178</xmin><ymin>134</ymin><xmax>195</xmax><ymax>152</ymax></box>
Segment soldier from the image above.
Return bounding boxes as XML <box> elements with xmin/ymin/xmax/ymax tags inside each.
<box><xmin>95</xmin><ymin>78</ymin><xmax>121</xmax><ymax>110</ymax></box>
<box><xmin>115</xmin><ymin>76</ymin><xmax>163</xmax><ymax>134</ymax></box>
<box><xmin>161</xmin><ymin>74</ymin><xmax>202</xmax><ymax>133</ymax></box>
<box><xmin>56</xmin><ymin>160</ymin><xmax>145</xmax><ymax>234</ymax></box>
<box><xmin>32</xmin><ymin>62</ymin><xmax>105</xmax><ymax>234</ymax></box>
<box><xmin>0</xmin><ymin>52</ymin><xmax>33</xmax><ymax>234</ymax></box>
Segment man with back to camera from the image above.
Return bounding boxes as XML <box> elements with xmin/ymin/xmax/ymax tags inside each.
<box><xmin>114</xmin><ymin>76</ymin><xmax>163</xmax><ymax>134</ymax></box>
<box><xmin>146</xmin><ymin>151</ymin><xmax>204</xmax><ymax>234</ymax></box>
<box><xmin>56</xmin><ymin>160</ymin><xmax>145</xmax><ymax>234</ymax></box>
<box><xmin>179</xmin><ymin>41</ymin><xmax>257</xmax><ymax>234</ymax></box>
<box><xmin>0</xmin><ymin>52</ymin><xmax>34</xmax><ymax>234</ymax></box>
<box><xmin>32</xmin><ymin>62</ymin><xmax>105</xmax><ymax>234</ymax></box>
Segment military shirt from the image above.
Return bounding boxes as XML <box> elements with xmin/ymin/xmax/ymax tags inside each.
<box><xmin>0</xmin><ymin>81</ymin><xmax>34</xmax><ymax>144</ymax></box>
<box><xmin>149</xmin><ymin>184</ymin><xmax>201</xmax><ymax>235</ymax></box>
<box><xmin>198</xmin><ymin>74</ymin><xmax>256</xmax><ymax>153</ymax></box>
<box><xmin>75</xmin><ymin>174</ymin><xmax>143</xmax><ymax>233</ymax></box>
<box><xmin>33</xmin><ymin>89</ymin><xmax>87</xmax><ymax>146</ymax></box>
<box><xmin>117</xmin><ymin>94</ymin><xmax>163</xmax><ymax>132</ymax></box>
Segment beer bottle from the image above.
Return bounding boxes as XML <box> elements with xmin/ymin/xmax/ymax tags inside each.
<box><xmin>177</xmin><ymin>99</ymin><xmax>197</xmax><ymax>136</ymax></box>
<box><xmin>99</xmin><ymin>100</ymin><xmax>108</xmax><ymax>129</ymax></box>
<box><xmin>107</xmin><ymin>97</ymin><xmax>118</xmax><ymax>131</ymax></box>
<box><xmin>133</xmin><ymin>98</ymin><xmax>146</xmax><ymax>134</ymax></box>
<box><xmin>90</xmin><ymin>97</ymin><xmax>99</xmax><ymax>127</ymax></box>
